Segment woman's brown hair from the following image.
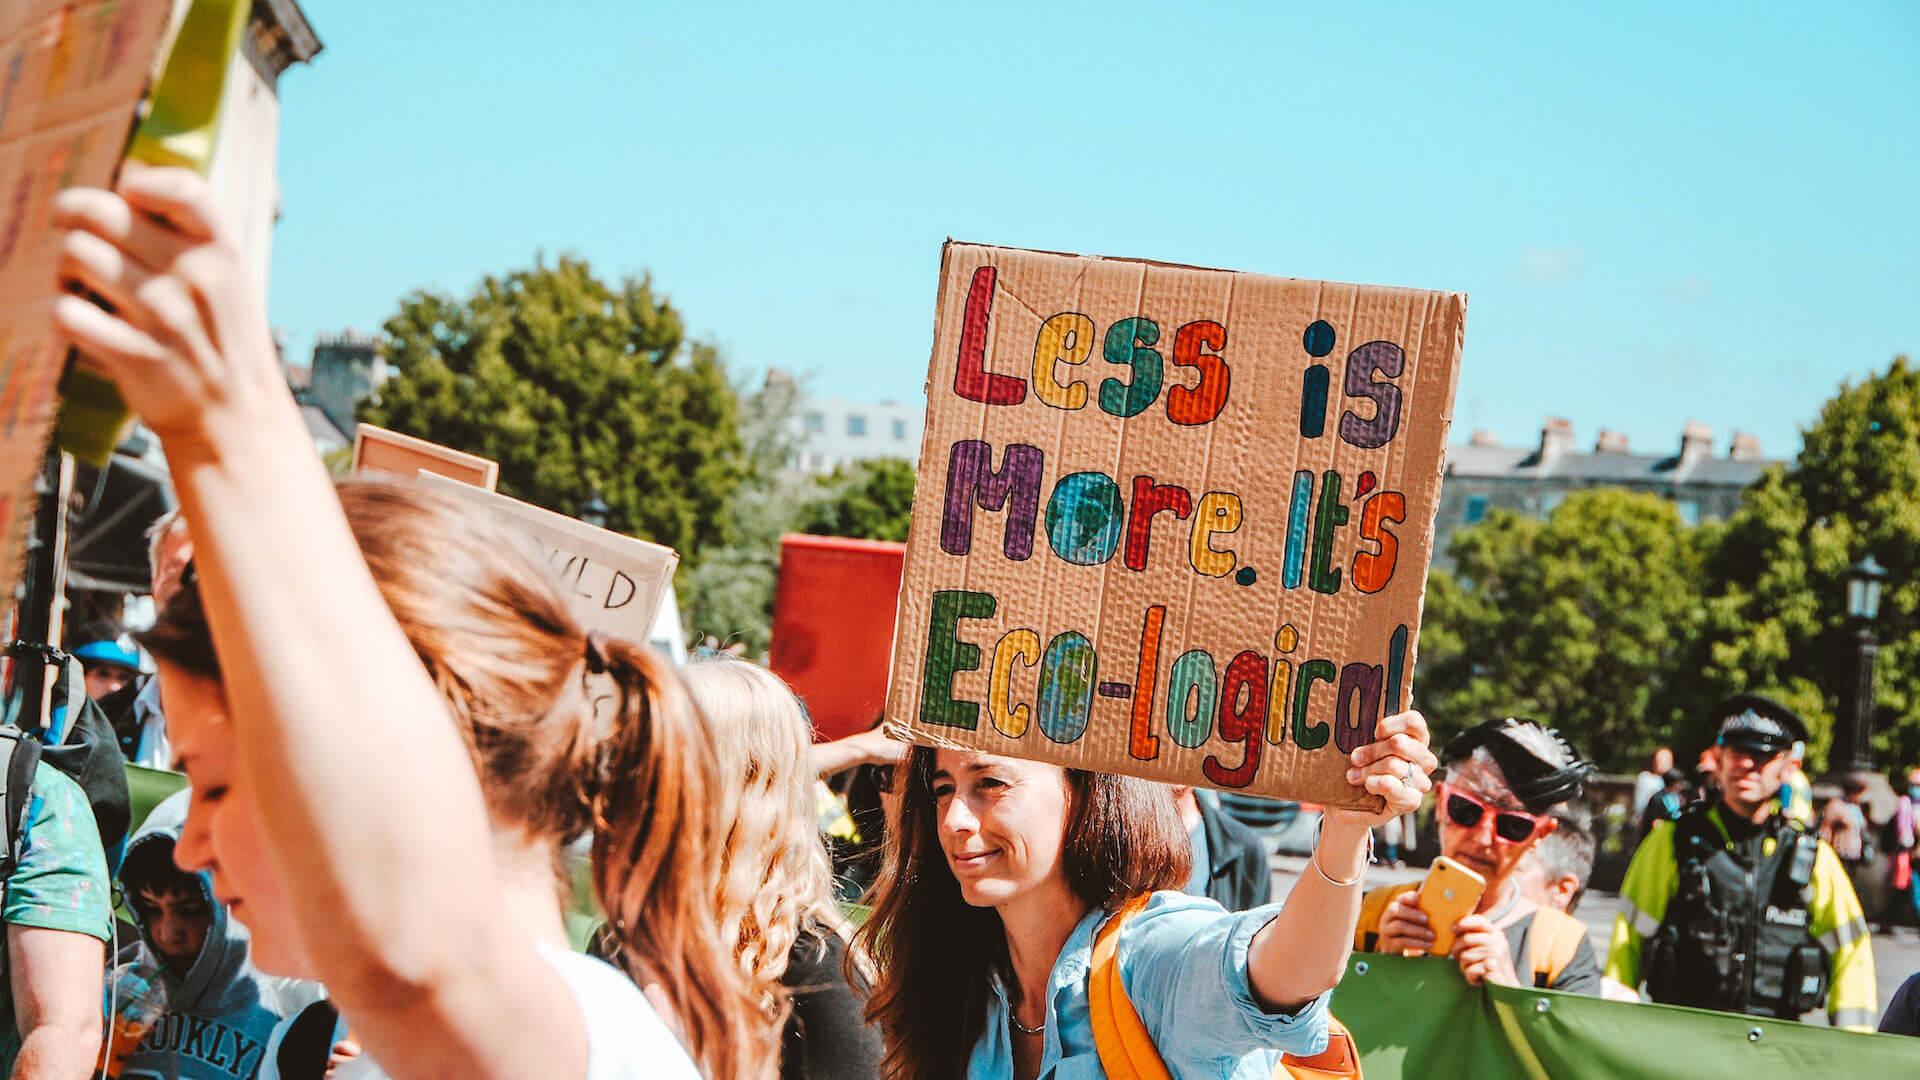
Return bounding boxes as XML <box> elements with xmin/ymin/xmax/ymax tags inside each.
<box><xmin>852</xmin><ymin>745</ymin><xmax>1190</xmax><ymax>1080</ymax></box>
<box><xmin>144</xmin><ymin>478</ymin><xmax>770</xmax><ymax>1080</ymax></box>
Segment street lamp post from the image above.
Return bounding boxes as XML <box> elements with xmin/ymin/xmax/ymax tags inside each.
<box><xmin>580</xmin><ymin>491</ymin><xmax>611</xmax><ymax>530</ymax></box>
<box><xmin>1820</xmin><ymin>554</ymin><xmax>1896</xmax><ymax>918</ymax></box>
<box><xmin>1835</xmin><ymin>555</ymin><xmax>1886</xmax><ymax>775</ymax></box>
<box><xmin>1821</xmin><ymin>555</ymin><xmax>1894</xmax><ymax>832</ymax></box>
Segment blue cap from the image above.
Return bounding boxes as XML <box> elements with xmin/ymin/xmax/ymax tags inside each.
<box><xmin>73</xmin><ymin>635</ymin><xmax>142</xmax><ymax>672</ymax></box>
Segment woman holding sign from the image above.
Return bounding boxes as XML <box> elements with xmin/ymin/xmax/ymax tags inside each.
<box><xmin>52</xmin><ymin>167</ymin><xmax>767</xmax><ymax>1079</ymax></box>
<box><xmin>855</xmin><ymin>722</ymin><xmax>1435</xmax><ymax>1080</ymax></box>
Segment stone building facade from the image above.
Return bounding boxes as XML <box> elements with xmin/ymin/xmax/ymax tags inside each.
<box><xmin>781</xmin><ymin>371</ymin><xmax>925</xmax><ymax>475</ymax></box>
<box><xmin>1432</xmin><ymin>418</ymin><xmax>1779</xmax><ymax>569</ymax></box>
<box><xmin>305</xmin><ymin>330</ymin><xmax>385</xmax><ymax>437</ymax></box>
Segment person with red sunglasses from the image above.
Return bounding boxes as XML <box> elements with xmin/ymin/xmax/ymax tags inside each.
<box><xmin>1353</xmin><ymin>718</ymin><xmax>1601</xmax><ymax>994</ymax></box>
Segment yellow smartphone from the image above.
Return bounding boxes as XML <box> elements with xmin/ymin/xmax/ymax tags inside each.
<box><xmin>1415</xmin><ymin>856</ymin><xmax>1487</xmax><ymax>956</ymax></box>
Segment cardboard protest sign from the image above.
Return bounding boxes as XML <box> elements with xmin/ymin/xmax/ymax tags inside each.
<box><xmin>770</xmin><ymin>534</ymin><xmax>906</xmax><ymax>742</ymax></box>
<box><xmin>0</xmin><ymin>0</ymin><xmax>173</xmax><ymax>620</ymax></box>
<box><xmin>884</xmin><ymin>243</ymin><xmax>1465</xmax><ymax>809</ymax></box>
<box><xmin>352</xmin><ymin>423</ymin><xmax>500</xmax><ymax>490</ymax></box>
<box><xmin>415</xmin><ymin>473</ymin><xmax>677</xmax><ymax>646</ymax></box>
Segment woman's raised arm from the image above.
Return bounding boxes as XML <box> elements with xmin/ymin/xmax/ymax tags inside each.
<box><xmin>52</xmin><ymin>166</ymin><xmax>584</xmax><ymax>1079</ymax></box>
<box><xmin>1247</xmin><ymin>711</ymin><xmax>1436</xmax><ymax>1010</ymax></box>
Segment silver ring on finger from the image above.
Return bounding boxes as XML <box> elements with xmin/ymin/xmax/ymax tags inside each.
<box><xmin>1402</xmin><ymin>761</ymin><xmax>1417</xmax><ymax>785</ymax></box>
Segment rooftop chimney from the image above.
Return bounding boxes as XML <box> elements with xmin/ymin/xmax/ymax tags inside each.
<box><xmin>1595</xmin><ymin>429</ymin><xmax>1630</xmax><ymax>454</ymax></box>
<box><xmin>1678</xmin><ymin>421</ymin><xmax>1713</xmax><ymax>467</ymax></box>
<box><xmin>1469</xmin><ymin>429</ymin><xmax>1501</xmax><ymax>448</ymax></box>
<box><xmin>1729</xmin><ymin>431</ymin><xmax>1763</xmax><ymax>462</ymax></box>
<box><xmin>1538</xmin><ymin>417</ymin><xmax>1574</xmax><ymax>461</ymax></box>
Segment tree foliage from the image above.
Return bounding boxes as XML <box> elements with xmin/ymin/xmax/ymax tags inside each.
<box><xmin>362</xmin><ymin>255</ymin><xmax>746</xmax><ymax>564</ymax></box>
<box><xmin>681</xmin><ymin>437</ymin><xmax>920</xmax><ymax>655</ymax></box>
<box><xmin>795</xmin><ymin>458</ymin><xmax>917</xmax><ymax>542</ymax></box>
<box><xmin>1425</xmin><ymin>355</ymin><xmax>1920</xmax><ymax>775</ymax></box>
<box><xmin>678</xmin><ymin>375</ymin><xmax>806</xmax><ymax>656</ymax></box>
<box><xmin>1418</xmin><ymin>488</ymin><xmax>1711</xmax><ymax>771</ymax></box>
<box><xmin>1672</xmin><ymin>355</ymin><xmax>1920</xmax><ymax>770</ymax></box>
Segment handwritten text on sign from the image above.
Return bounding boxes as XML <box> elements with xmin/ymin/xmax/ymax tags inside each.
<box><xmin>0</xmin><ymin>1</ymin><xmax>172</xmax><ymax>612</ymax></box>
<box><xmin>417</xmin><ymin>473</ymin><xmax>677</xmax><ymax>647</ymax></box>
<box><xmin>885</xmin><ymin>244</ymin><xmax>1466</xmax><ymax>808</ymax></box>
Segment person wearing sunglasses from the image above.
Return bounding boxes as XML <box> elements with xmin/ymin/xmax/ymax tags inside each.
<box><xmin>1606</xmin><ymin>694</ymin><xmax>1879</xmax><ymax>1031</ymax></box>
<box><xmin>1354</xmin><ymin>718</ymin><xmax>1601</xmax><ymax>994</ymax></box>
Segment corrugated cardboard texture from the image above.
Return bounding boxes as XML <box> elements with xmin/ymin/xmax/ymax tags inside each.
<box><xmin>417</xmin><ymin>473</ymin><xmax>679</xmax><ymax>646</ymax></box>
<box><xmin>353</xmin><ymin>423</ymin><xmax>500</xmax><ymax>491</ymax></box>
<box><xmin>885</xmin><ymin>243</ymin><xmax>1465</xmax><ymax>809</ymax></box>
<box><xmin>0</xmin><ymin>1</ymin><xmax>173</xmax><ymax>615</ymax></box>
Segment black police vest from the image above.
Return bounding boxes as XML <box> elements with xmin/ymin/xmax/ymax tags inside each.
<box><xmin>1646</xmin><ymin>802</ymin><xmax>1828</xmax><ymax>1018</ymax></box>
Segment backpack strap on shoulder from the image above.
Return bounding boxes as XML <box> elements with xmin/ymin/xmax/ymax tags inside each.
<box><xmin>1281</xmin><ymin>1014</ymin><xmax>1364</xmax><ymax>1079</ymax></box>
<box><xmin>1525</xmin><ymin>906</ymin><xmax>1587</xmax><ymax>988</ymax></box>
<box><xmin>0</xmin><ymin>728</ymin><xmax>39</xmax><ymax>867</ymax></box>
<box><xmin>1088</xmin><ymin>893</ymin><xmax>1171</xmax><ymax>1080</ymax></box>
<box><xmin>1090</xmin><ymin>891</ymin><xmax>1365</xmax><ymax>1080</ymax></box>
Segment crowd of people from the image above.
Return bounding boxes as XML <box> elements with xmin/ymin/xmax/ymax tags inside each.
<box><xmin>4</xmin><ymin>163</ymin><xmax>1445</xmax><ymax>1078</ymax></box>
<box><xmin>1</xmin><ymin>164</ymin><xmax>1916</xmax><ymax>1078</ymax></box>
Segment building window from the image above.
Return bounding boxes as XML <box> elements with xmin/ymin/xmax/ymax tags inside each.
<box><xmin>804</xmin><ymin>412</ymin><xmax>825</xmax><ymax>434</ymax></box>
<box><xmin>1464</xmin><ymin>495</ymin><xmax>1489</xmax><ymax>525</ymax></box>
<box><xmin>893</xmin><ymin>419</ymin><xmax>907</xmax><ymax>440</ymax></box>
<box><xmin>1676</xmin><ymin>498</ymin><xmax>1701</xmax><ymax>527</ymax></box>
<box><xmin>847</xmin><ymin>414</ymin><xmax>867</xmax><ymax>437</ymax></box>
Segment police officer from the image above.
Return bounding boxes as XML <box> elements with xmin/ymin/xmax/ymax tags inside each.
<box><xmin>1605</xmin><ymin>694</ymin><xmax>1878</xmax><ymax>1030</ymax></box>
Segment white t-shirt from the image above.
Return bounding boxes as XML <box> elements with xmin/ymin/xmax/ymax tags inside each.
<box><xmin>543</xmin><ymin>945</ymin><xmax>702</xmax><ymax>1079</ymax></box>
<box><xmin>259</xmin><ymin>947</ymin><xmax>699</xmax><ymax>1079</ymax></box>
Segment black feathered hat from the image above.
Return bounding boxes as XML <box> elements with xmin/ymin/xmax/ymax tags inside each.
<box><xmin>1442</xmin><ymin>718</ymin><xmax>1593</xmax><ymax>814</ymax></box>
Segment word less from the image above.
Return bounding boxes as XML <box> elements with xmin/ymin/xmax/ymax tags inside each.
<box><xmin>885</xmin><ymin>243</ymin><xmax>1465</xmax><ymax>808</ymax></box>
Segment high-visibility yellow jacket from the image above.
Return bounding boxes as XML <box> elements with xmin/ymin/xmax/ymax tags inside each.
<box><xmin>1605</xmin><ymin>802</ymin><xmax>1877</xmax><ymax>1032</ymax></box>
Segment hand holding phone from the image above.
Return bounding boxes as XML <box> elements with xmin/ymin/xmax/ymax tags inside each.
<box><xmin>1414</xmin><ymin>856</ymin><xmax>1487</xmax><ymax>956</ymax></box>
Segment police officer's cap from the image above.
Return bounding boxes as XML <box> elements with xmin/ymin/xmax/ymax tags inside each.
<box><xmin>1713</xmin><ymin>693</ymin><xmax>1809</xmax><ymax>754</ymax></box>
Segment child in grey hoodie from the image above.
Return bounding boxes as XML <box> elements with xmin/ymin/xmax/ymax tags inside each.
<box><xmin>110</xmin><ymin>791</ymin><xmax>292</xmax><ymax>1079</ymax></box>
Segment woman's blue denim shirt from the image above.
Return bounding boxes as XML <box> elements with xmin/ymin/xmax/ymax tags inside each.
<box><xmin>968</xmin><ymin>890</ymin><xmax>1331</xmax><ymax>1078</ymax></box>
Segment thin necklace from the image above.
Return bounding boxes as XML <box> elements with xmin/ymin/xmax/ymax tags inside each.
<box><xmin>1009</xmin><ymin>1010</ymin><xmax>1045</xmax><ymax>1036</ymax></box>
<box><xmin>1484</xmin><ymin>885</ymin><xmax>1521</xmax><ymax>927</ymax></box>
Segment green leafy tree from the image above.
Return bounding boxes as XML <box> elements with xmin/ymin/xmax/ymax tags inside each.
<box><xmin>678</xmin><ymin>373</ymin><xmax>807</xmax><ymax>656</ymax></box>
<box><xmin>1417</xmin><ymin>488</ymin><xmax>1710</xmax><ymax>770</ymax></box>
<box><xmin>795</xmin><ymin>458</ymin><xmax>917</xmax><ymax>542</ymax></box>
<box><xmin>362</xmin><ymin>255</ymin><xmax>746</xmax><ymax>563</ymax></box>
<box><xmin>1670</xmin><ymin>355</ymin><xmax>1920</xmax><ymax>770</ymax></box>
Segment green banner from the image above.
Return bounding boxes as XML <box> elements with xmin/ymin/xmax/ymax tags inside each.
<box><xmin>126</xmin><ymin>763</ymin><xmax>189</xmax><ymax>835</ymax></box>
<box><xmin>1331</xmin><ymin>954</ymin><xmax>1919</xmax><ymax>1077</ymax></box>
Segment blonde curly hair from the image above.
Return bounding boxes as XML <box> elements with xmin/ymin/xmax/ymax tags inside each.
<box><xmin>684</xmin><ymin>657</ymin><xmax>849</xmax><ymax>1022</ymax></box>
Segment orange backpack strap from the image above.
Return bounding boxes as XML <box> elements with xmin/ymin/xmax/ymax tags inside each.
<box><xmin>1523</xmin><ymin>907</ymin><xmax>1586</xmax><ymax>988</ymax></box>
<box><xmin>1281</xmin><ymin>1014</ymin><xmax>1363</xmax><ymax>1080</ymax></box>
<box><xmin>1087</xmin><ymin>894</ymin><xmax>1172</xmax><ymax>1080</ymax></box>
<box><xmin>1088</xmin><ymin>893</ymin><xmax>1364</xmax><ymax>1080</ymax></box>
<box><xmin>1354</xmin><ymin>883</ymin><xmax>1416</xmax><ymax>954</ymax></box>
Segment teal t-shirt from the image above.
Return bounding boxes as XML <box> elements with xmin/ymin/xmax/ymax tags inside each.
<box><xmin>0</xmin><ymin>761</ymin><xmax>113</xmax><ymax>1072</ymax></box>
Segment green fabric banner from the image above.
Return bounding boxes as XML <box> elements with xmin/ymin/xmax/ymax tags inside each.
<box><xmin>126</xmin><ymin>763</ymin><xmax>189</xmax><ymax>835</ymax></box>
<box><xmin>1331</xmin><ymin>954</ymin><xmax>1919</xmax><ymax>1078</ymax></box>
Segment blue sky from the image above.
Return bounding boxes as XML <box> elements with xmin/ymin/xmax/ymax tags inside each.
<box><xmin>268</xmin><ymin>1</ymin><xmax>1917</xmax><ymax>461</ymax></box>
